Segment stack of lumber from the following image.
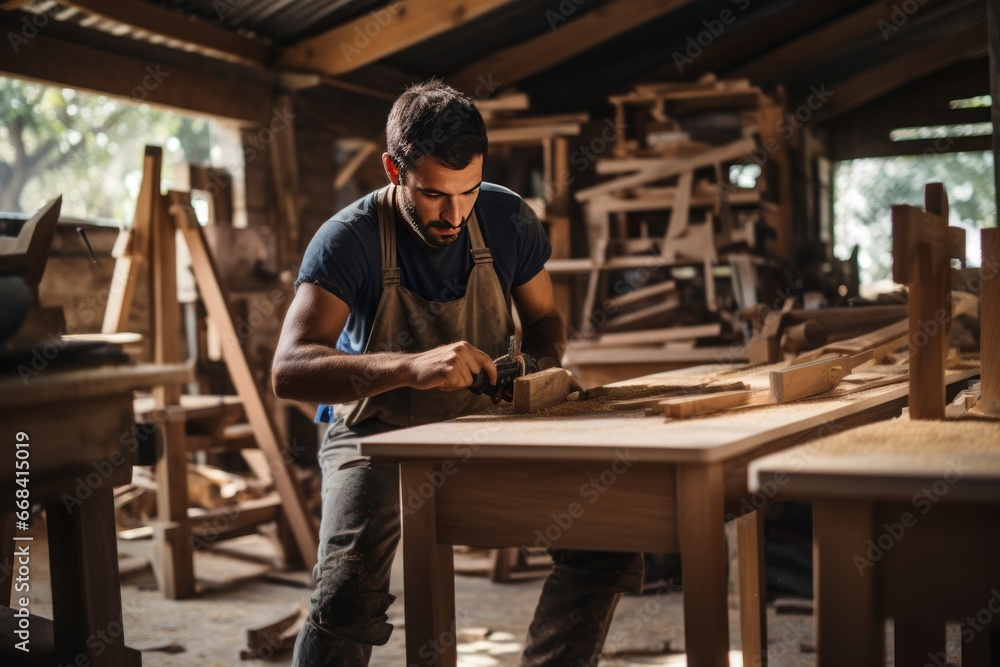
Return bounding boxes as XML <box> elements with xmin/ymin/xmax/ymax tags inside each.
<box><xmin>561</xmin><ymin>76</ymin><xmax>790</xmax><ymax>355</ymax></box>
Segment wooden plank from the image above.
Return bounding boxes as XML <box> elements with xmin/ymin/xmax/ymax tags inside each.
<box><xmin>602</xmin><ymin>292</ymin><xmax>681</xmax><ymax>331</ymax></box>
<box><xmin>660</xmin><ymin>390</ymin><xmax>751</xmax><ymax>419</ymax></box>
<box><xmin>892</xmin><ymin>189</ymin><xmax>951</xmax><ymax>420</ymax></box>
<box><xmin>809</xmin><ymin>24</ymin><xmax>988</xmax><ymax>125</ymax></box>
<box><xmin>769</xmin><ymin>339</ymin><xmax>904</xmax><ymax>403</ymax></box>
<box><xmin>450</xmin><ymin>0</ymin><xmax>697</xmax><ymax>92</ymax></box>
<box><xmin>576</xmin><ymin>138</ymin><xmax>757</xmax><ymax>202</ymax></box>
<box><xmin>604</xmin><ymin>280</ymin><xmax>677</xmax><ymax>310</ymax></box>
<box><xmin>400</xmin><ymin>462</ymin><xmax>457</xmax><ymax>666</ymax></box>
<box><xmin>676</xmin><ymin>463</ymin><xmax>729</xmax><ymax>667</ymax></box>
<box><xmin>666</xmin><ymin>170</ymin><xmax>692</xmax><ymax>241</ymax></box>
<box><xmin>595</xmin><ymin>323</ymin><xmax>722</xmax><ymax>347</ymax></box>
<box><xmin>981</xmin><ymin>228</ymin><xmax>1000</xmax><ymax>415</ymax></box>
<box><xmin>487</xmin><ymin>123</ymin><xmax>583</xmax><ymax>142</ymax></box>
<box><xmin>168</xmin><ymin>194</ymin><xmax>317</xmax><ymax>569</ymax></box>
<box><xmin>59</xmin><ymin>0</ymin><xmax>271</xmax><ymax>65</ymax></box>
<box><xmin>280</xmin><ymin>0</ymin><xmax>516</xmax><ymax>76</ymax></box>
<box><xmin>512</xmin><ymin>367</ymin><xmax>577</xmax><ymax>413</ymax></box>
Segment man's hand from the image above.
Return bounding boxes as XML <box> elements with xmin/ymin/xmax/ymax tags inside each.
<box><xmin>405</xmin><ymin>341</ymin><xmax>498</xmax><ymax>392</ymax></box>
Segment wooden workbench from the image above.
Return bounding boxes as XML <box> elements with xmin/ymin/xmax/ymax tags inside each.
<box><xmin>750</xmin><ymin>415</ymin><xmax>1000</xmax><ymax>667</ymax></box>
<box><xmin>360</xmin><ymin>365</ymin><xmax>979</xmax><ymax>666</ymax></box>
<box><xmin>0</xmin><ymin>362</ymin><xmax>190</xmax><ymax>666</ymax></box>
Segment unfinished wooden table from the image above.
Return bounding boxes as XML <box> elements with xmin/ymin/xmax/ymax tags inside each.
<box><xmin>750</xmin><ymin>414</ymin><xmax>999</xmax><ymax>667</ymax></box>
<box><xmin>0</xmin><ymin>362</ymin><xmax>190</xmax><ymax>667</ymax></box>
<box><xmin>359</xmin><ymin>366</ymin><xmax>979</xmax><ymax>667</ymax></box>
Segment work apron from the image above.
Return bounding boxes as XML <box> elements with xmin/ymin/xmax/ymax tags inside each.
<box><xmin>340</xmin><ymin>184</ymin><xmax>515</xmax><ymax>428</ymax></box>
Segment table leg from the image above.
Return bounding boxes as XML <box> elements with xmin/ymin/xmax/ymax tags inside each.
<box><xmin>0</xmin><ymin>511</ymin><xmax>13</xmax><ymax>606</ymax></box>
<box><xmin>895</xmin><ymin>620</ymin><xmax>944</xmax><ymax>667</ymax></box>
<box><xmin>46</xmin><ymin>486</ymin><xmax>128</xmax><ymax>667</ymax></box>
<box><xmin>814</xmin><ymin>500</ymin><xmax>880</xmax><ymax>667</ymax></box>
<box><xmin>400</xmin><ymin>462</ymin><xmax>456</xmax><ymax>666</ymax></box>
<box><xmin>678</xmin><ymin>463</ymin><xmax>729</xmax><ymax>667</ymax></box>
<box><xmin>737</xmin><ymin>509</ymin><xmax>767</xmax><ymax>667</ymax></box>
<box><xmin>961</xmin><ymin>621</ymin><xmax>990</xmax><ymax>667</ymax></box>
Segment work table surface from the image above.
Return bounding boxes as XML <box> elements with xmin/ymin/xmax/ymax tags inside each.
<box><xmin>360</xmin><ymin>365</ymin><xmax>980</xmax><ymax>464</ymax></box>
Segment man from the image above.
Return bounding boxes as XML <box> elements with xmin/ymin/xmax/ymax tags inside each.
<box><xmin>272</xmin><ymin>80</ymin><xmax>642</xmax><ymax>666</ymax></box>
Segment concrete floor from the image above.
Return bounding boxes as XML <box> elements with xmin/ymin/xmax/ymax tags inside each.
<box><xmin>20</xmin><ymin>515</ymin><xmax>828</xmax><ymax>667</ymax></box>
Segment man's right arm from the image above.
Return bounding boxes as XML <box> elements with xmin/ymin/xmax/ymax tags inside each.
<box><xmin>271</xmin><ymin>283</ymin><xmax>497</xmax><ymax>404</ymax></box>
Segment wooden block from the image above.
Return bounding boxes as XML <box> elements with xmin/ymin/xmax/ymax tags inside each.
<box><xmin>513</xmin><ymin>368</ymin><xmax>577</xmax><ymax>414</ymax></box>
<box><xmin>660</xmin><ymin>390</ymin><xmax>751</xmax><ymax>419</ymax></box>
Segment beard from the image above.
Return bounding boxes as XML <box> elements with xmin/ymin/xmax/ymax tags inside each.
<box><xmin>396</xmin><ymin>187</ymin><xmax>469</xmax><ymax>248</ymax></box>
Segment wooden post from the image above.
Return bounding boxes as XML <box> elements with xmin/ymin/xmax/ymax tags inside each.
<box><xmin>103</xmin><ymin>146</ymin><xmax>160</xmax><ymax>337</ymax></box>
<box><xmin>990</xmin><ymin>0</ymin><xmax>1000</xmax><ymax>213</ymax></box>
<box><xmin>981</xmin><ymin>228</ymin><xmax>1000</xmax><ymax>415</ymax></box>
<box><xmin>737</xmin><ymin>510</ymin><xmax>768</xmax><ymax>667</ymax></box>
<box><xmin>891</xmin><ymin>183</ymin><xmax>953</xmax><ymax>420</ymax></box>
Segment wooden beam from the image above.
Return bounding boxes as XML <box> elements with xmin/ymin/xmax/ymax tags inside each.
<box><xmin>643</xmin><ymin>0</ymin><xmax>862</xmax><ymax>82</ymax></box>
<box><xmin>576</xmin><ymin>137</ymin><xmax>756</xmax><ymax>202</ymax></box>
<box><xmin>0</xmin><ymin>14</ymin><xmax>274</xmax><ymax>125</ymax></box>
<box><xmin>58</xmin><ymin>0</ymin><xmax>272</xmax><ymax>66</ymax></box>
<box><xmin>450</xmin><ymin>0</ymin><xmax>696</xmax><ymax>92</ymax></box>
<box><xmin>809</xmin><ymin>24</ymin><xmax>988</xmax><ymax>125</ymax></box>
<box><xmin>280</xmin><ymin>0</ymin><xmax>515</xmax><ymax>76</ymax></box>
<box><xmin>733</xmin><ymin>2</ymin><xmax>915</xmax><ymax>83</ymax></box>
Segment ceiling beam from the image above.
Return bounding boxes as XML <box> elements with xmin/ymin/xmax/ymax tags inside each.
<box><xmin>808</xmin><ymin>24</ymin><xmax>988</xmax><ymax>126</ymax></box>
<box><xmin>449</xmin><ymin>0</ymin><xmax>696</xmax><ymax>94</ymax></box>
<box><xmin>0</xmin><ymin>13</ymin><xmax>275</xmax><ymax>125</ymax></box>
<box><xmin>733</xmin><ymin>1</ymin><xmax>913</xmax><ymax>83</ymax></box>
<box><xmin>279</xmin><ymin>0</ymin><xmax>516</xmax><ymax>77</ymax></box>
<box><xmin>57</xmin><ymin>0</ymin><xmax>273</xmax><ymax>66</ymax></box>
<box><xmin>641</xmin><ymin>0</ymin><xmax>862</xmax><ymax>83</ymax></box>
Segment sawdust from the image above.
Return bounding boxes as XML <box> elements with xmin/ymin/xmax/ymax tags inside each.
<box><xmin>800</xmin><ymin>416</ymin><xmax>1000</xmax><ymax>457</ymax></box>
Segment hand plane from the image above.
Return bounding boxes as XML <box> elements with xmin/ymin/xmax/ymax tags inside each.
<box><xmin>468</xmin><ymin>335</ymin><xmax>538</xmax><ymax>404</ymax></box>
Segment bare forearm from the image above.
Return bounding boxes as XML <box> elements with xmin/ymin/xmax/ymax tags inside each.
<box><xmin>522</xmin><ymin>311</ymin><xmax>566</xmax><ymax>368</ymax></box>
<box><xmin>271</xmin><ymin>343</ymin><xmax>411</xmax><ymax>404</ymax></box>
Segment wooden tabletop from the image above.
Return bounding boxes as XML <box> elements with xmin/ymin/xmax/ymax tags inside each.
<box><xmin>360</xmin><ymin>366</ymin><xmax>980</xmax><ymax>464</ymax></box>
<box><xmin>750</xmin><ymin>415</ymin><xmax>1000</xmax><ymax>502</ymax></box>
<box><xmin>0</xmin><ymin>362</ymin><xmax>192</xmax><ymax>406</ymax></box>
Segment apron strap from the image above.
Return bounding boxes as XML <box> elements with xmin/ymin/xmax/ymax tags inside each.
<box><xmin>378</xmin><ymin>184</ymin><xmax>401</xmax><ymax>286</ymax></box>
<box><xmin>466</xmin><ymin>207</ymin><xmax>493</xmax><ymax>265</ymax></box>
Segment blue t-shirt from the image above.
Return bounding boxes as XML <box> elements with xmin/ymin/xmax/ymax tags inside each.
<box><xmin>296</xmin><ymin>183</ymin><xmax>552</xmax><ymax>419</ymax></box>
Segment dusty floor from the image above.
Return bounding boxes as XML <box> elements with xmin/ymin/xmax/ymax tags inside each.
<box><xmin>17</xmin><ymin>514</ymin><xmax>824</xmax><ymax>667</ymax></box>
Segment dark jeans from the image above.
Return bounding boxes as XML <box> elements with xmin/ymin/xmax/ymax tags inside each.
<box><xmin>292</xmin><ymin>418</ymin><xmax>644</xmax><ymax>667</ymax></box>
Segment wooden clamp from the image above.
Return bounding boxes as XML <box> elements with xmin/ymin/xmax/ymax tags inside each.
<box><xmin>891</xmin><ymin>182</ymin><xmax>963</xmax><ymax>420</ymax></box>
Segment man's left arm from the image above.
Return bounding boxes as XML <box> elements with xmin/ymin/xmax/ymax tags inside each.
<box><xmin>512</xmin><ymin>268</ymin><xmax>566</xmax><ymax>370</ymax></box>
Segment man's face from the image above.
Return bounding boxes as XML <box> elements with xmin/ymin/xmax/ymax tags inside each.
<box><xmin>391</xmin><ymin>154</ymin><xmax>483</xmax><ymax>248</ymax></box>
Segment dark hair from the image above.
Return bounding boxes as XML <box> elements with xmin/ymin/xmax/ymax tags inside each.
<box><xmin>386</xmin><ymin>79</ymin><xmax>488</xmax><ymax>177</ymax></box>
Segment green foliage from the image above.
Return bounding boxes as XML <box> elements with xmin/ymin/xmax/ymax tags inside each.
<box><xmin>834</xmin><ymin>151</ymin><xmax>997</xmax><ymax>285</ymax></box>
<box><xmin>0</xmin><ymin>76</ymin><xmax>213</xmax><ymax>221</ymax></box>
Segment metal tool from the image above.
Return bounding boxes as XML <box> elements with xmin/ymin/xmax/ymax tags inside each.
<box><xmin>468</xmin><ymin>335</ymin><xmax>538</xmax><ymax>404</ymax></box>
